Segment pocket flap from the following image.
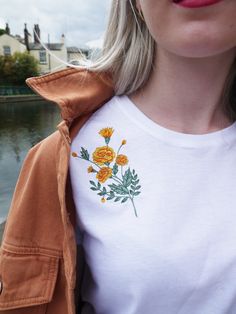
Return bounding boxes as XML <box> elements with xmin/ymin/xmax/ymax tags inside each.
<box><xmin>0</xmin><ymin>249</ymin><xmax>59</xmax><ymax>310</ymax></box>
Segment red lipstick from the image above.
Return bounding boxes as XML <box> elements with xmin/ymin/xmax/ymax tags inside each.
<box><xmin>173</xmin><ymin>0</ymin><xmax>223</xmax><ymax>8</ymax></box>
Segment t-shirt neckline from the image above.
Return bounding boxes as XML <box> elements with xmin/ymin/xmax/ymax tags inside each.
<box><xmin>114</xmin><ymin>95</ymin><xmax>236</xmax><ymax>148</ymax></box>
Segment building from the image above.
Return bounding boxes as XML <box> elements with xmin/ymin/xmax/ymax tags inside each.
<box><xmin>28</xmin><ymin>24</ymin><xmax>68</xmax><ymax>73</ymax></box>
<box><xmin>67</xmin><ymin>46</ymin><xmax>90</xmax><ymax>65</ymax></box>
<box><xmin>0</xmin><ymin>23</ymin><xmax>91</xmax><ymax>74</ymax></box>
<box><xmin>0</xmin><ymin>23</ymin><xmax>26</xmax><ymax>56</ymax></box>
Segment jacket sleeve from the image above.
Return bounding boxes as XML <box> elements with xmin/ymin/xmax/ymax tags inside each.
<box><xmin>0</xmin><ymin>131</ymin><xmax>70</xmax><ymax>313</ymax></box>
<box><xmin>1</xmin><ymin>130</ymin><xmax>64</xmax><ymax>248</ymax></box>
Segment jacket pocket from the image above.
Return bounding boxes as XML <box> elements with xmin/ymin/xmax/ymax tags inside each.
<box><xmin>0</xmin><ymin>248</ymin><xmax>59</xmax><ymax>311</ymax></box>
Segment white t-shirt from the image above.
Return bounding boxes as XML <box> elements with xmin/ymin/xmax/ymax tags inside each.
<box><xmin>69</xmin><ymin>94</ymin><xmax>236</xmax><ymax>314</ymax></box>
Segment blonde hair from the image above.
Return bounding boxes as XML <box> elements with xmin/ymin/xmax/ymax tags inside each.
<box><xmin>35</xmin><ymin>0</ymin><xmax>236</xmax><ymax>120</ymax></box>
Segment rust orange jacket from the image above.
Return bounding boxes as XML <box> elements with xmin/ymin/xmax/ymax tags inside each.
<box><xmin>0</xmin><ymin>68</ymin><xmax>114</xmax><ymax>314</ymax></box>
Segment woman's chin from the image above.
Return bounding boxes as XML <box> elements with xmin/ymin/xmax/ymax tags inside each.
<box><xmin>162</xmin><ymin>39</ymin><xmax>236</xmax><ymax>59</ymax></box>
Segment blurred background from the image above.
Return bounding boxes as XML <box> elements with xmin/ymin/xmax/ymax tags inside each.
<box><xmin>0</xmin><ymin>0</ymin><xmax>112</xmax><ymax>239</ymax></box>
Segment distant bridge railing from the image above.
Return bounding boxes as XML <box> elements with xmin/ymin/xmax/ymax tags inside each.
<box><xmin>0</xmin><ymin>86</ymin><xmax>35</xmax><ymax>96</ymax></box>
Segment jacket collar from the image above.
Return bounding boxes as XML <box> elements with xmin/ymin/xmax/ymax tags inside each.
<box><xmin>25</xmin><ymin>68</ymin><xmax>115</xmax><ymax>125</ymax></box>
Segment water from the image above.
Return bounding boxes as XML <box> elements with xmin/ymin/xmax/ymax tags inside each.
<box><xmin>0</xmin><ymin>100</ymin><xmax>60</xmax><ymax>223</ymax></box>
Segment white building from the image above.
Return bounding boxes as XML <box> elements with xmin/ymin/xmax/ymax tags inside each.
<box><xmin>67</xmin><ymin>46</ymin><xmax>90</xmax><ymax>65</ymax></box>
<box><xmin>0</xmin><ymin>23</ymin><xmax>90</xmax><ymax>74</ymax></box>
<box><xmin>0</xmin><ymin>23</ymin><xmax>26</xmax><ymax>56</ymax></box>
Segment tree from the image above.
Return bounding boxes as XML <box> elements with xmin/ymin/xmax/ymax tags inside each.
<box><xmin>0</xmin><ymin>51</ymin><xmax>40</xmax><ymax>85</ymax></box>
<box><xmin>0</xmin><ymin>29</ymin><xmax>6</xmax><ymax>36</ymax></box>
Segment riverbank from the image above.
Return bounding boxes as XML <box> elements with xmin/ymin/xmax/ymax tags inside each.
<box><xmin>0</xmin><ymin>94</ymin><xmax>45</xmax><ymax>103</ymax></box>
<box><xmin>0</xmin><ymin>221</ymin><xmax>6</xmax><ymax>243</ymax></box>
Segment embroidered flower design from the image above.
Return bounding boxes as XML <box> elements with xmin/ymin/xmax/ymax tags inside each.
<box><xmin>116</xmin><ymin>154</ymin><xmax>128</xmax><ymax>166</ymax></box>
<box><xmin>96</xmin><ymin>166</ymin><xmax>113</xmax><ymax>183</ymax></box>
<box><xmin>92</xmin><ymin>146</ymin><xmax>116</xmax><ymax>165</ymax></box>
<box><xmin>72</xmin><ymin>127</ymin><xmax>141</xmax><ymax>217</ymax></box>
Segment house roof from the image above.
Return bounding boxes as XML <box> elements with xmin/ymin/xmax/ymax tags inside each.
<box><xmin>67</xmin><ymin>46</ymin><xmax>90</xmax><ymax>53</ymax></box>
<box><xmin>0</xmin><ymin>33</ymin><xmax>26</xmax><ymax>46</ymax></box>
<box><xmin>29</xmin><ymin>42</ymin><xmax>64</xmax><ymax>51</ymax></box>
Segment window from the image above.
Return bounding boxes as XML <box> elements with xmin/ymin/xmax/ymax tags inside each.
<box><xmin>39</xmin><ymin>50</ymin><xmax>47</xmax><ymax>63</ymax></box>
<box><xmin>3</xmin><ymin>46</ymin><xmax>11</xmax><ymax>56</ymax></box>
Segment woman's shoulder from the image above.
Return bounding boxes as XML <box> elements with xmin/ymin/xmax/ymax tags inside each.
<box><xmin>23</xmin><ymin>130</ymin><xmax>62</xmax><ymax>172</ymax></box>
<box><xmin>29</xmin><ymin>130</ymin><xmax>60</xmax><ymax>154</ymax></box>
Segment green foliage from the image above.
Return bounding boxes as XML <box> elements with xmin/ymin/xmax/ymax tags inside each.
<box><xmin>112</xmin><ymin>163</ymin><xmax>118</xmax><ymax>175</ymax></box>
<box><xmin>0</xmin><ymin>51</ymin><xmax>39</xmax><ymax>85</ymax></box>
<box><xmin>122</xmin><ymin>167</ymin><xmax>132</xmax><ymax>187</ymax></box>
<box><xmin>0</xmin><ymin>29</ymin><xmax>6</xmax><ymax>36</ymax></box>
<box><xmin>80</xmin><ymin>147</ymin><xmax>90</xmax><ymax>160</ymax></box>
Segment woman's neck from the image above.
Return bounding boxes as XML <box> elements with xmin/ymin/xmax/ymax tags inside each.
<box><xmin>129</xmin><ymin>47</ymin><xmax>236</xmax><ymax>134</ymax></box>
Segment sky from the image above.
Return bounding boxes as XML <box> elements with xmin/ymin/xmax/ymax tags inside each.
<box><xmin>0</xmin><ymin>0</ymin><xmax>112</xmax><ymax>48</ymax></box>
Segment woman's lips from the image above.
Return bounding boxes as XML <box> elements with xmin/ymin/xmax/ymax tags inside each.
<box><xmin>173</xmin><ymin>0</ymin><xmax>223</xmax><ymax>8</ymax></box>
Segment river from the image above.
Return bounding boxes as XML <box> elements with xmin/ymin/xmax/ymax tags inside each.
<box><xmin>0</xmin><ymin>100</ymin><xmax>60</xmax><ymax>223</ymax></box>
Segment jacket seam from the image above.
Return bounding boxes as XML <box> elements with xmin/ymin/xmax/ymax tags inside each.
<box><xmin>26</xmin><ymin>68</ymin><xmax>86</xmax><ymax>86</ymax></box>
<box><xmin>2</xmin><ymin>242</ymin><xmax>63</xmax><ymax>257</ymax></box>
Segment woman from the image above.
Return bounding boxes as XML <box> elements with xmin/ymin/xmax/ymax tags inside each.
<box><xmin>1</xmin><ymin>0</ymin><xmax>236</xmax><ymax>313</ymax></box>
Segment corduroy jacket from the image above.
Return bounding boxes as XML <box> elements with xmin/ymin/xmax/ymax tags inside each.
<box><xmin>0</xmin><ymin>67</ymin><xmax>114</xmax><ymax>314</ymax></box>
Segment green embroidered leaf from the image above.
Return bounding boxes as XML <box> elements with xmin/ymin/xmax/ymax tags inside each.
<box><xmin>114</xmin><ymin>196</ymin><xmax>122</xmax><ymax>202</ymax></box>
<box><xmin>107</xmin><ymin>194</ymin><xmax>115</xmax><ymax>200</ymax></box>
<box><xmin>102</xmin><ymin>187</ymin><xmax>107</xmax><ymax>193</ymax></box>
<box><xmin>105</xmin><ymin>137</ymin><xmax>110</xmax><ymax>145</ymax></box>
<box><xmin>133</xmin><ymin>174</ymin><xmax>138</xmax><ymax>180</ymax></box>
<box><xmin>108</xmin><ymin>183</ymin><xmax>129</xmax><ymax>195</ymax></box>
<box><xmin>122</xmin><ymin>168</ymin><xmax>132</xmax><ymax>187</ymax></box>
<box><xmin>108</xmin><ymin>183</ymin><xmax>118</xmax><ymax>190</ymax></box>
<box><xmin>98</xmin><ymin>181</ymin><xmax>101</xmax><ymax>189</ymax></box>
<box><xmin>90</xmin><ymin>187</ymin><xmax>97</xmax><ymax>191</ymax></box>
<box><xmin>90</xmin><ymin>180</ymin><xmax>96</xmax><ymax>187</ymax></box>
<box><xmin>131</xmin><ymin>185</ymin><xmax>141</xmax><ymax>191</ymax></box>
<box><xmin>97</xmin><ymin>192</ymin><xmax>105</xmax><ymax>196</ymax></box>
<box><xmin>132</xmin><ymin>169</ymin><xmax>135</xmax><ymax>175</ymax></box>
<box><xmin>133</xmin><ymin>191</ymin><xmax>141</xmax><ymax>196</ymax></box>
<box><xmin>104</xmin><ymin>162</ymin><xmax>110</xmax><ymax>166</ymax></box>
<box><xmin>112</xmin><ymin>163</ymin><xmax>118</xmax><ymax>175</ymax></box>
<box><xmin>108</xmin><ymin>190</ymin><xmax>115</xmax><ymax>196</ymax></box>
<box><xmin>119</xmin><ymin>186</ymin><xmax>129</xmax><ymax>194</ymax></box>
<box><xmin>121</xmin><ymin>197</ymin><xmax>129</xmax><ymax>203</ymax></box>
<box><xmin>132</xmin><ymin>179</ymin><xmax>139</xmax><ymax>185</ymax></box>
<box><xmin>80</xmin><ymin>147</ymin><xmax>90</xmax><ymax>160</ymax></box>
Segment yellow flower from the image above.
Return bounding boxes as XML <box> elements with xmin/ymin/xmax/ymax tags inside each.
<box><xmin>116</xmin><ymin>154</ymin><xmax>128</xmax><ymax>166</ymax></box>
<box><xmin>96</xmin><ymin>167</ymin><xmax>113</xmax><ymax>183</ymax></box>
<box><xmin>92</xmin><ymin>146</ymin><xmax>116</xmax><ymax>165</ymax></box>
<box><xmin>99</xmin><ymin>127</ymin><xmax>114</xmax><ymax>138</ymax></box>
<box><xmin>72</xmin><ymin>152</ymin><xmax>78</xmax><ymax>157</ymax></box>
<box><xmin>101</xmin><ymin>197</ymin><xmax>106</xmax><ymax>203</ymax></box>
<box><xmin>122</xmin><ymin>139</ymin><xmax>127</xmax><ymax>145</ymax></box>
<box><xmin>87</xmin><ymin>166</ymin><xmax>94</xmax><ymax>173</ymax></box>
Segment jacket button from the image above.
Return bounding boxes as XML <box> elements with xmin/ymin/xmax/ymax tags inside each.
<box><xmin>0</xmin><ymin>280</ymin><xmax>3</xmax><ymax>295</ymax></box>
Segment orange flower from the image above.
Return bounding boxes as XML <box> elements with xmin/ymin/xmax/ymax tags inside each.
<box><xmin>122</xmin><ymin>139</ymin><xmax>127</xmax><ymax>145</ymax></box>
<box><xmin>96</xmin><ymin>167</ymin><xmax>113</xmax><ymax>183</ymax></box>
<box><xmin>92</xmin><ymin>146</ymin><xmax>115</xmax><ymax>165</ymax></box>
<box><xmin>71</xmin><ymin>152</ymin><xmax>78</xmax><ymax>157</ymax></box>
<box><xmin>87</xmin><ymin>166</ymin><xmax>94</xmax><ymax>173</ymax></box>
<box><xmin>99</xmin><ymin>127</ymin><xmax>114</xmax><ymax>138</ymax></box>
<box><xmin>101</xmin><ymin>197</ymin><xmax>106</xmax><ymax>203</ymax></box>
<box><xmin>116</xmin><ymin>154</ymin><xmax>128</xmax><ymax>166</ymax></box>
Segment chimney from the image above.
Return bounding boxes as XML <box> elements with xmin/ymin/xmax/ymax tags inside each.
<box><xmin>34</xmin><ymin>24</ymin><xmax>41</xmax><ymax>44</ymax></box>
<box><xmin>61</xmin><ymin>33</ymin><xmax>65</xmax><ymax>45</ymax></box>
<box><xmin>5</xmin><ymin>23</ymin><xmax>10</xmax><ymax>35</ymax></box>
<box><xmin>24</xmin><ymin>23</ymin><xmax>30</xmax><ymax>51</ymax></box>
